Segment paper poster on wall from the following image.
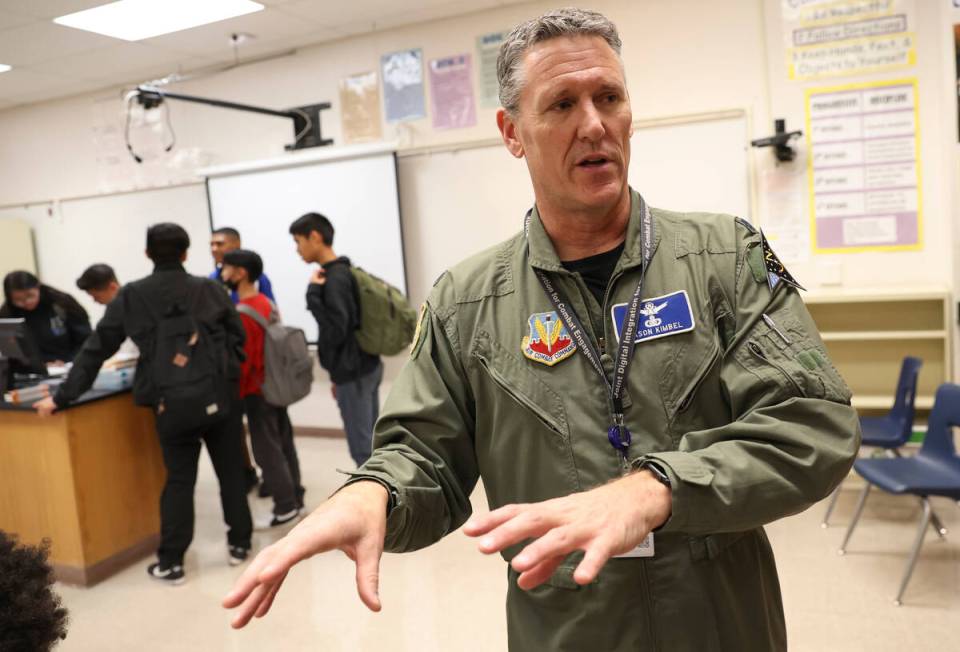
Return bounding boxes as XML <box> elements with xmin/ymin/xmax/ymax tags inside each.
<box><xmin>339</xmin><ymin>71</ymin><xmax>383</xmax><ymax>144</ymax></box>
<box><xmin>806</xmin><ymin>79</ymin><xmax>922</xmax><ymax>252</ymax></box>
<box><xmin>782</xmin><ymin>0</ymin><xmax>916</xmax><ymax>81</ymax></box>
<box><xmin>759</xmin><ymin>155</ymin><xmax>811</xmax><ymax>264</ymax></box>
<box><xmin>476</xmin><ymin>31</ymin><xmax>506</xmax><ymax>108</ymax></box>
<box><xmin>954</xmin><ymin>24</ymin><xmax>960</xmax><ymax>141</ymax></box>
<box><xmin>429</xmin><ymin>54</ymin><xmax>477</xmax><ymax>130</ymax></box>
<box><xmin>381</xmin><ymin>49</ymin><xmax>426</xmax><ymax>123</ymax></box>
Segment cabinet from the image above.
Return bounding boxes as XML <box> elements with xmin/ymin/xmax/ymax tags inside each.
<box><xmin>803</xmin><ymin>288</ymin><xmax>952</xmax><ymax>417</ymax></box>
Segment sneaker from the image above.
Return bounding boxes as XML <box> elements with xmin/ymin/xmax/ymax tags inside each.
<box><xmin>147</xmin><ymin>562</ymin><xmax>185</xmax><ymax>585</ymax></box>
<box><xmin>254</xmin><ymin>508</ymin><xmax>301</xmax><ymax>530</ymax></box>
<box><xmin>228</xmin><ymin>545</ymin><xmax>250</xmax><ymax>566</ymax></box>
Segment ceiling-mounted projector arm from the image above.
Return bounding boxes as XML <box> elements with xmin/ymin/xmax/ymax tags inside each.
<box><xmin>134</xmin><ymin>85</ymin><xmax>332</xmax><ymax>151</ymax></box>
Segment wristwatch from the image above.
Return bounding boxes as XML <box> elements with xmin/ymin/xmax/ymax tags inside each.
<box><xmin>637</xmin><ymin>460</ymin><xmax>672</xmax><ymax>490</ymax></box>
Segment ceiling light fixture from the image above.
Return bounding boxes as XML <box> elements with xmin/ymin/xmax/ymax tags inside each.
<box><xmin>0</xmin><ymin>64</ymin><xmax>11</xmax><ymax>74</ymax></box>
<box><xmin>53</xmin><ymin>0</ymin><xmax>264</xmax><ymax>42</ymax></box>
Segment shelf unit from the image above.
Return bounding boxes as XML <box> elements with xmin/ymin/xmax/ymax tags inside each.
<box><xmin>803</xmin><ymin>287</ymin><xmax>953</xmax><ymax>418</ymax></box>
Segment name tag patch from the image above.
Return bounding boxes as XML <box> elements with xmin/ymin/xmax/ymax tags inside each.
<box><xmin>611</xmin><ymin>290</ymin><xmax>695</xmax><ymax>344</ymax></box>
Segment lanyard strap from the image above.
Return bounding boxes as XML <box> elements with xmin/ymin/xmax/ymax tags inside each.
<box><xmin>527</xmin><ymin>196</ymin><xmax>656</xmax><ymax>460</ymax></box>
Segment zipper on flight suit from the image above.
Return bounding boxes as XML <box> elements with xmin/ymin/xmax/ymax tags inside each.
<box><xmin>676</xmin><ymin>343</ymin><xmax>722</xmax><ymax>414</ymax></box>
<box><xmin>475</xmin><ymin>354</ymin><xmax>567</xmax><ymax>438</ymax></box>
<box><xmin>747</xmin><ymin>341</ymin><xmax>804</xmax><ymax>396</ymax></box>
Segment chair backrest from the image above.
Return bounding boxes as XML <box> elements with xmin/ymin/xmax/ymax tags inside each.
<box><xmin>887</xmin><ymin>356</ymin><xmax>923</xmax><ymax>442</ymax></box>
<box><xmin>919</xmin><ymin>383</ymin><xmax>960</xmax><ymax>459</ymax></box>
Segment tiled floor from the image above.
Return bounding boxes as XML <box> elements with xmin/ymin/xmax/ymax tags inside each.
<box><xmin>56</xmin><ymin>437</ymin><xmax>960</xmax><ymax>651</ymax></box>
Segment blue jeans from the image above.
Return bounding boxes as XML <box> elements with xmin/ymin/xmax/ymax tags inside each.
<box><xmin>335</xmin><ymin>361</ymin><xmax>383</xmax><ymax>466</ymax></box>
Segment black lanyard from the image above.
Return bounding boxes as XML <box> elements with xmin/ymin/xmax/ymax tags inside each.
<box><xmin>526</xmin><ymin>196</ymin><xmax>655</xmax><ymax>466</ymax></box>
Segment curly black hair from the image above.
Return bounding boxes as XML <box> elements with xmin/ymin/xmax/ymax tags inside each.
<box><xmin>0</xmin><ymin>531</ymin><xmax>69</xmax><ymax>652</ymax></box>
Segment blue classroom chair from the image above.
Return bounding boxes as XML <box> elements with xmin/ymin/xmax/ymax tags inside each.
<box><xmin>838</xmin><ymin>383</ymin><xmax>960</xmax><ymax>605</ymax></box>
<box><xmin>821</xmin><ymin>356</ymin><xmax>926</xmax><ymax>528</ymax></box>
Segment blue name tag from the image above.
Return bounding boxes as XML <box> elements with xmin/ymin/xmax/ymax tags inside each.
<box><xmin>611</xmin><ymin>290</ymin><xmax>696</xmax><ymax>344</ymax></box>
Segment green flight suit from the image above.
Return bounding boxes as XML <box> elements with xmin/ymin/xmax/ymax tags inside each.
<box><xmin>347</xmin><ymin>189</ymin><xmax>861</xmax><ymax>651</ymax></box>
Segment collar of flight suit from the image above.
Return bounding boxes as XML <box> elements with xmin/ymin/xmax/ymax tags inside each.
<box><xmin>525</xmin><ymin>187</ymin><xmax>660</xmax><ymax>273</ymax></box>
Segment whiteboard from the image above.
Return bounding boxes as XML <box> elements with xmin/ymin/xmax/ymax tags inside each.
<box><xmin>204</xmin><ymin>145</ymin><xmax>405</xmax><ymax>342</ymax></box>
<box><xmin>0</xmin><ymin>184</ymin><xmax>212</xmax><ymax>323</ymax></box>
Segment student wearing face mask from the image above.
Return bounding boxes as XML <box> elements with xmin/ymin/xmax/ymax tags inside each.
<box><xmin>0</xmin><ymin>271</ymin><xmax>91</xmax><ymax>365</ymax></box>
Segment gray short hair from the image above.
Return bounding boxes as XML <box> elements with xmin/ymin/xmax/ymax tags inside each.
<box><xmin>497</xmin><ymin>8</ymin><xmax>623</xmax><ymax>114</ymax></box>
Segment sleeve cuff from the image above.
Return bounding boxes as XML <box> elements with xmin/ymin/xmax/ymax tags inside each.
<box><xmin>632</xmin><ymin>451</ymin><xmax>714</xmax><ymax>534</ymax></box>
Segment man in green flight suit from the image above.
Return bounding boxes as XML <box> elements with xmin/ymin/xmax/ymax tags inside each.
<box><xmin>224</xmin><ymin>8</ymin><xmax>860</xmax><ymax>650</ymax></box>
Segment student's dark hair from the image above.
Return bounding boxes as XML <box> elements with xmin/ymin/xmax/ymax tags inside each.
<box><xmin>0</xmin><ymin>531</ymin><xmax>69</xmax><ymax>651</ymax></box>
<box><xmin>146</xmin><ymin>223</ymin><xmax>190</xmax><ymax>264</ymax></box>
<box><xmin>212</xmin><ymin>227</ymin><xmax>241</xmax><ymax>241</ymax></box>
<box><xmin>222</xmin><ymin>249</ymin><xmax>263</xmax><ymax>283</ymax></box>
<box><xmin>289</xmin><ymin>212</ymin><xmax>334</xmax><ymax>246</ymax></box>
<box><xmin>0</xmin><ymin>271</ymin><xmax>89</xmax><ymax>323</ymax></box>
<box><xmin>75</xmin><ymin>264</ymin><xmax>118</xmax><ymax>292</ymax></box>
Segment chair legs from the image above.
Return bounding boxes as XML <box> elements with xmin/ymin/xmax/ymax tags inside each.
<box><xmin>894</xmin><ymin>498</ymin><xmax>932</xmax><ymax>606</ymax></box>
<box><xmin>821</xmin><ymin>487</ymin><xmax>841</xmax><ymax>528</ymax></box>
<box><xmin>927</xmin><ymin>502</ymin><xmax>948</xmax><ymax>538</ymax></box>
<box><xmin>839</xmin><ymin>483</ymin><xmax>871</xmax><ymax>555</ymax></box>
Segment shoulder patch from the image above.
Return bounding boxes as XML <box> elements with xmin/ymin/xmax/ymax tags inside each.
<box><xmin>521</xmin><ymin>312</ymin><xmax>576</xmax><ymax>366</ymax></box>
<box><xmin>760</xmin><ymin>229</ymin><xmax>804</xmax><ymax>291</ymax></box>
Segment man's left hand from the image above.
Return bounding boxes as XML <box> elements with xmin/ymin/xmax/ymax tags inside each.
<box><xmin>33</xmin><ymin>396</ymin><xmax>57</xmax><ymax>417</ymax></box>
<box><xmin>463</xmin><ymin>470</ymin><xmax>672</xmax><ymax>590</ymax></box>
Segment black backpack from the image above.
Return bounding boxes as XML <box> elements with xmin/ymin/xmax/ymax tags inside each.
<box><xmin>148</xmin><ymin>287</ymin><xmax>233</xmax><ymax>434</ymax></box>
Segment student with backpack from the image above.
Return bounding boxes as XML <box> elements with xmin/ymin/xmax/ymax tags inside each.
<box><xmin>33</xmin><ymin>223</ymin><xmax>253</xmax><ymax>585</ymax></box>
<box><xmin>289</xmin><ymin>213</ymin><xmax>397</xmax><ymax>467</ymax></box>
<box><xmin>221</xmin><ymin>249</ymin><xmax>306</xmax><ymax>528</ymax></box>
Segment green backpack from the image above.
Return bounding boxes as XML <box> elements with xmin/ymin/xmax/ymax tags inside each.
<box><xmin>350</xmin><ymin>267</ymin><xmax>418</xmax><ymax>356</ymax></box>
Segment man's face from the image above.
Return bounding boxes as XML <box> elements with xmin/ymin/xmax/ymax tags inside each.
<box><xmin>211</xmin><ymin>234</ymin><xmax>239</xmax><ymax>265</ymax></box>
<box><xmin>86</xmin><ymin>281</ymin><xmax>119</xmax><ymax>306</ymax></box>
<box><xmin>498</xmin><ymin>35</ymin><xmax>632</xmax><ymax>214</ymax></box>
<box><xmin>293</xmin><ymin>233</ymin><xmax>323</xmax><ymax>263</ymax></box>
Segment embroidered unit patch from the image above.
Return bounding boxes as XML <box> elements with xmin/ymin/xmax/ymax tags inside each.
<box><xmin>521</xmin><ymin>311</ymin><xmax>577</xmax><ymax>366</ymax></box>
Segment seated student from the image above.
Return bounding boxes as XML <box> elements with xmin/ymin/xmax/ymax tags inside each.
<box><xmin>222</xmin><ymin>249</ymin><xmax>304</xmax><ymax>528</ymax></box>
<box><xmin>210</xmin><ymin>227</ymin><xmax>275</xmax><ymax>302</ymax></box>
<box><xmin>33</xmin><ymin>224</ymin><xmax>253</xmax><ymax>584</ymax></box>
<box><xmin>75</xmin><ymin>264</ymin><xmax>138</xmax><ymax>359</ymax></box>
<box><xmin>0</xmin><ymin>271</ymin><xmax>91</xmax><ymax>364</ymax></box>
<box><xmin>0</xmin><ymin>530</ymin><xmax>69</xmax><ymax>651</ymax></box>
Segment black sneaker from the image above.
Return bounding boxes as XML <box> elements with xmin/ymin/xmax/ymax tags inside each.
<box><xmin>254</xmin><ymin>508</ymin><xmax>301</xmax><ymax>530</ymax></box>
<box><xmin>147</xmin><ymin>562</ymin><xmax>185</xmax><ymax>585</ymax></box>
<box><xmin>228</xmin><ymin>546</ymin><xmax>250</xmax><ymax>566</ymax></box>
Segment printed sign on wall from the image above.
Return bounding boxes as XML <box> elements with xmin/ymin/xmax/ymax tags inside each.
<box><xmin>806</xmin><ymin>79</ymin><xmax>922</xmax><ymax>252</ymax></box>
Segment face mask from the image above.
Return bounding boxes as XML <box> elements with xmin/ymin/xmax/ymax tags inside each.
<box><xmin>223</xmin><ymin>279</ymin><xmax>239</xmax><ymax>291</ymax></box>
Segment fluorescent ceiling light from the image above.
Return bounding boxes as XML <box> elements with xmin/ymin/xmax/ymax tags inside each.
<box><xmin>0</xmin><ymin>64</ymin><xmax>11</xmax><ymax>74</ymax></box>
<box><xmin>54</xmin><ymin>0</ymin><xmax>264</xmax><ymax>42</ymax></box>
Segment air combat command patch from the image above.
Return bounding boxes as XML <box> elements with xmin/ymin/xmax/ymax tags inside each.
<box><xmin>521</xmin><ymin>311</ymin><xmax>577</xmax><ymax>366</ymax></box>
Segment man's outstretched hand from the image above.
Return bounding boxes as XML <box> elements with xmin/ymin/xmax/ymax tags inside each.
<box><xmin>462</xmin><ymin>470</ymin><xmax>671</xmax><ymax>590</ymax></box>
<box><xmin>222</xmin><ymin>480</ymin><xmax>389</xmax><ymax>628</ymax></box>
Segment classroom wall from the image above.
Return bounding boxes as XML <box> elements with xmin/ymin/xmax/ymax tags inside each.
<box><xmin>0</xmin><ymin>0</ymin><xmax>956</xmax><ymax>428</ymax></box>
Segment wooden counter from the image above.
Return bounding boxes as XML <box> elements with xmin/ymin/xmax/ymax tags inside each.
<box><xmin>0</xmin><ymin>390</ymin><xmax>165</xmax><ymax>586</ymax></box>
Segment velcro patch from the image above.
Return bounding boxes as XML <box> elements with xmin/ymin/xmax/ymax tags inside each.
<box><xmin>611</xmin><ymin>290</ymin><xmax>695</xmax><ymax>344</ymax></box>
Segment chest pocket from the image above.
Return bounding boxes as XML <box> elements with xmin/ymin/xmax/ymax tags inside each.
<box><xmin>472</xmin><ymin>329</ymin><xmax>569</xmax><ymax>441</ymax></box>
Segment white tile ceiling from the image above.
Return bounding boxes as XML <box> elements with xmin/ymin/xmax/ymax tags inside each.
<box><xmin>0</xmin><ymin>0</ymin><xmax>522</xmax><ymax>109</ymax></box>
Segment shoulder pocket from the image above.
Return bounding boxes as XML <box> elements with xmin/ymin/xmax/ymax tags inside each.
<box><xmin>738</xmin><ymin>310</ymin><xmax>851</xmax><ymax>404</ymax></box>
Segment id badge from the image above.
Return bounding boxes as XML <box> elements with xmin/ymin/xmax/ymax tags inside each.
<box><xmin>614</xmin><ymin>532</ymin><xmax>655</xmax><ymax>558</ymax></box>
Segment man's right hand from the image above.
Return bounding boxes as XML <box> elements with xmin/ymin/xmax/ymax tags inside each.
<box><xmin>222</xmin><ymin>480</ymin><xmax>389</xmax><ymax>628</ymax></box>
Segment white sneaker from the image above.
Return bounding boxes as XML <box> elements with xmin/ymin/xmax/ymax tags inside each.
<box><xmin>254</xmin><ymin>508</ymin><xmax>301</xmax><ymax>531</ymax></box>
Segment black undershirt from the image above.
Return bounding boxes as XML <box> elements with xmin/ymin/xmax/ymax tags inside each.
<box><xmin>560</xmin><ymin>242</ymin><xmax>625</xmax><ymax>306</ymax></box>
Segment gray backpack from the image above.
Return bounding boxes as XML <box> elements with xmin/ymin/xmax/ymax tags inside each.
<box><xmin>236</xmin><ymin>302</ymin><xmax>313</xmax><ymax>407</ymax></box>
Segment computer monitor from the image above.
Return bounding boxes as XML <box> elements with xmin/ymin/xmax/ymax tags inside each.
<box><xmin>0</xmin><ymin>318</ymin><xmax>47</xmax><ymax>393</ymax></box>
